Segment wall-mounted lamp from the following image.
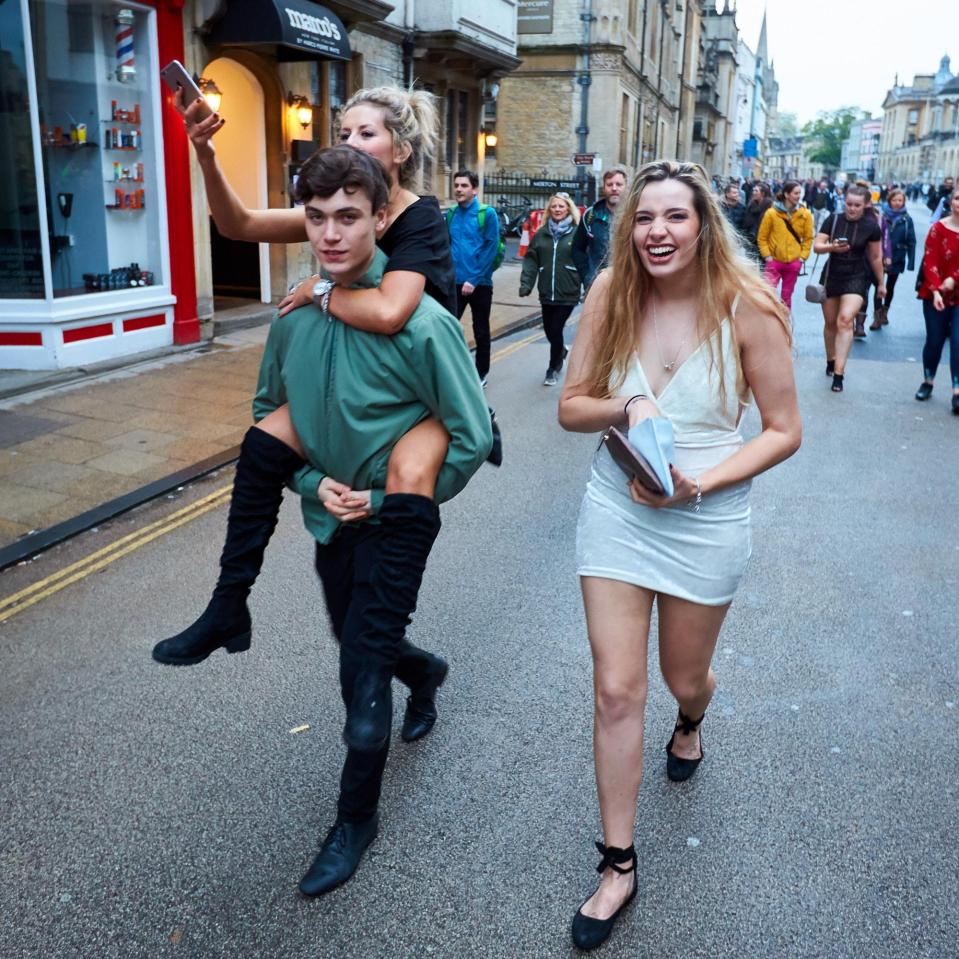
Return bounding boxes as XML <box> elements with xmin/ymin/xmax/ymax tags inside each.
<box><xmin>484</xmin><ymin>132</ymin><xmax>498</xmax><ymax>148</ymax></box>
<box><xmin>198</xmin><ymin>78</ymin><xmax>222</xmax><ymax>113</ymax></box>
<box><xmin>288</xmin><ymin>92</ymin><xmax>313</xmax><ymax>130</ymax></box>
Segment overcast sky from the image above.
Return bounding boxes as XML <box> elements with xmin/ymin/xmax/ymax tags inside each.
<box><xmin>722</xmin><ymin>0</ymin><xmax>953</xmax><ymax>125</ymax></box>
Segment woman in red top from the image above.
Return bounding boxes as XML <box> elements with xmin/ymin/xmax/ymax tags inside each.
<box><xmin>915</xmin><ymin>188</ymin><xmax>959</xmax><ymax>413</ymax></box>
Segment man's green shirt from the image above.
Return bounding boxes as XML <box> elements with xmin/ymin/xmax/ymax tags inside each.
<box><xmin>252</xmin><ymin>248</ymin><xmax>493</xmax><ymax>544</ymax></box>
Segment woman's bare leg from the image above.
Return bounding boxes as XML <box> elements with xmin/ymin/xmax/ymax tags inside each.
<box><xmin>656</xmin><ymin>595</ymin><xmax>730</xmax><ymax>761</ymax></box>
<box><xmin>386</xmin><ymin>417</ymin><xmax>450</xmax><ymax>498</ymax></box>
<box><xmin>254</xmin><ymin>404</ymin><xmax>306</xmax><ymax>458</ymax></box>
<box><xmin>578</xmin><ymin>576</ymin><xmax>654</xmax><ymax>920</ymax></box>
<box><xmin>821</xmin><ymin>297</ymin><xmax>839</xmax><ymax>363</ymax></box>
<box><xmin>834</xmin><ymin>294</ymin><xmax>864</xmax><ymax>375</ymax></box>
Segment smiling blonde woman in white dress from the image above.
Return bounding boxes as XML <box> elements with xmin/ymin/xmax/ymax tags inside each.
<box><xmin>559</xmin><ymin>160</ymin><xmax>802</xmax><ymax>952</ymax></box>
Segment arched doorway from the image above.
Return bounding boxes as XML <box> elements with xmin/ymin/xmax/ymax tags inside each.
<box><xmin>202</xmin><ymin>57</ymin><xmax>270</xmax><ymax>304</ymax></box>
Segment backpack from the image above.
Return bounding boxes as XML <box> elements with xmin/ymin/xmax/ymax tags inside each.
<box><xmin>446</xmin><ymin>205</ymin><xmax>506</xmax><ymax>271</ymax></box>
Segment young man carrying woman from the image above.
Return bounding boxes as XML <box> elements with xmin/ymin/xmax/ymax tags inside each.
<box><xmin>559</xmin><ymin>161</ymin><xmax>801</xmax><ymax>951</ymax></box>
<box><xmin>154</xmin><ymin>86</ymin><xmax>496</xmax><ymax>746</ymax></box>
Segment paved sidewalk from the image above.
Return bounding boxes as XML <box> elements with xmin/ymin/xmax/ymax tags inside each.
<box><xmin>0</xmin><ymin>262</ymin><xmax>538</xmax><ymax>550</ymax></box>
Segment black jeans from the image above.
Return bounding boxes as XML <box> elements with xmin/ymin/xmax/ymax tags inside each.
<box><xmin>541</xmin><ymin>302</ymin><xmax>576</xmax><ymax>371</ymax></box>
<box><xmin>921</xmin><ymin>299</ymin><xmax>959</xmax><ymax>388</ymax></box>
<box><xmin>876</xmin><ymin>271</ymin><xmax>901</xmax><ymax>310</ymax></box>
<box><xmin>455</xmin><ymin>284</ymin><xmax>493</xmax><ymax>378</ymax></box>
<box><xmin>314</xmin><ymin>525</ymin><xmax>437</xmax><ymax>822</ymax></box>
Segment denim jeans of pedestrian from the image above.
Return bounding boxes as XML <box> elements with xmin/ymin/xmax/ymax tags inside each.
<box><xmin>455</xmin><ymin>284</ymin><xmax>493</xmax><ymax>378</ymax></box>
<box><xmin>314</xmin><ymin>525</ymin><xmax>438</xmax><ymax>822</ymax></box>
<box><xmin>921</xmin><ymin>299</ymin><xmax>959</xmax><ymax>388</ymax></box>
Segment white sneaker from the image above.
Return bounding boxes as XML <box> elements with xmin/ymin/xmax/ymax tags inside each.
<box><xmin>479</xmin><ymin>375</ymin><xmax>489</xmax><ymax>389</ymax></box>
<box><xmin>543</xmin><ymin>368</ymin><xmax>558</xmax><ymax>387</ymax></box>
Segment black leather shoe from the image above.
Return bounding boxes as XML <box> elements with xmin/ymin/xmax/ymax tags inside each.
<box><xmin>401</xmin><ymin>654</ymin><xmax>449</xmax><ymax>743</ymax></box>
<box><xmin>571</xmin><ymin>842</ymin><xmax>637</xmax><ymax>951</ymax></box>
<box><xmin>487</xmin><ymin>407</ymin><xmax>503</xmax><ymax>467</ymax></box>
<box><xmin>915</xmin><ymin>382</ymin><xmax>933</xmax><ymax>401</ymax></box>
<box><xmin>151</xmin><ymin>602</ymin><xmax>251</xmax><ymax>666</ymax></box>
<box><xmin>952</xmin><ymin>394</ymin><xmax>959</xmax><ymax>415</ymax></box>
<box><xmin>298</xmin><ymin>815</ymin><xmax>378</xmax><ymax>898</ymax></box>
<box><xmin>343</xmin><ymin>669</ymin><xmax>392</xmax><ymax>752</ymax></box>
<box><xmin>666</xmin><ymin>708</ymin><xmax>705</xmax><ymax>782</ymax></box>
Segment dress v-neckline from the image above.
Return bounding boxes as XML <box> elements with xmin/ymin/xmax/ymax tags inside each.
<box><xmin>636</xmin><ymin>319</ymin><xmax>727</xmax><ymax>402</ymax></box>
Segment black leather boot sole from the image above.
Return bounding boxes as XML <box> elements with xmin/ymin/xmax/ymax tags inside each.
<box><xmin>298</xmin><ymin>815</ymin><xmax>379</xmax><ymax>898</ymax></box>
<box><xmin>151</xmin><ymin>604</ymin><xmax>252</xmax><ymax>666</ymax></box>
<box><xmin>343</xmin><ymin>670</ymin><xmax>393</xmax><ymax>752</ymax></box>
<box><xmin>401</xmin><ymin>655</ymin><xmax>449</xmax><ymax>742</ymax></box>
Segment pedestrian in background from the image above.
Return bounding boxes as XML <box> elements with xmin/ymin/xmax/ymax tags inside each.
<box><xmin>914</xmin><ymin>186</ymin><xmax>959</xmax><ymax>413</ymax></box>
<box><xmin>572</xmin><ymin>168</ymin><xmax>627</xmax><ymax>290</ymax></box>
<box><xmin>742</xmin><ymin>182</ymin><xmax>772</xmax><ymax>264</ymax></box>
<box><xmin>810</xmin><ymin>179</ymin><xmax>833</xmax><ymax>232</ymax></box>
<box><xmin>812</xmin><ymin>184</ymin><xmax>884</xmax><ymax>393</ymax></box>
<box><xmin>871</xmin><ymin>188</ymin><xmax>915</xmax><ymax>329</ymax></box>
<box><xmin>927</xmin><ymin>176</ymin><xmax>955</xmax><ymax>217</ymax></box>
<box><xmin>757</xmin><ymin>179</ymin><xmax>814</xmax><ymax>309</ymax></box>
<box><xmin>559</xmin><ymin>160</ymin><xmax>801</xmax><ymax>952</ymax></box>
<box><xmin>448</xmin><ymin>169</ymin><xmax>502</xmax><ymax>386</ymax></box>
<box><xmin>720</xmin><ymin>180</ymin><xmax>748</xmax><ymax>243</ymax></box>
<box><xmin>519</xmin><ymin>192</ymin><xmax>582</xmax><ymax>386</ymax></box>
<box><xmin>854</xmin><ymin>180</ymin><xmax>883</xmax><ymax>336</ymax></box>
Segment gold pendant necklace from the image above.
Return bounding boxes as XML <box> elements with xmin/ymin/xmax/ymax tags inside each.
<box><xmin>651</xmin><ymin>299</ymin><xmax>687</xmax><ymax>372</ymax></box>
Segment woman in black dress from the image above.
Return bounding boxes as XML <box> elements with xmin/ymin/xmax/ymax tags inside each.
<box><xmin>812</xmin><ymin>184</ymin><xmax>885</xmax><ymax>392</ymax></box>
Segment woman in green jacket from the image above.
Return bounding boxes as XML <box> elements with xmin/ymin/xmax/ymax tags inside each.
<box><xmin>520</xmin><ymin>192</ymin><xmax>584</xmax><ymax>385</ymax></box>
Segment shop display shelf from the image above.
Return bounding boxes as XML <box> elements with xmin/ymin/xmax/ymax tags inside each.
<box><xmin>104</xmin><ymin>178</ymin><xmax>144</xmax><ymax>184</ymax></box>
<box><xmin>104</xmin><ymin>146</ymin><xmax>141</xmax><ymax>152</ymax></box>
<box><xmin>43</xmin><ymin>142</ymin><xmax>99</xmax><ymax>149</ymax></box>
<box><xmin>105</xmin><ymin>204</ymin><xmax>146</xmax><ymax>211</ymax></box>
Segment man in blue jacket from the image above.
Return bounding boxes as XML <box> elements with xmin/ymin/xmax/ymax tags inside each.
<box><xmin>449</xmin><ymin>169</ymin><xmax>501</xmax><ymax>386</ymax></box>
<box><xmin>571</xmin><ymin>167</ymin><xmax>627</xmax><ymax>289</ymax></box>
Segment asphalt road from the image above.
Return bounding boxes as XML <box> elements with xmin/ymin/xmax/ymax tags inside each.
<box><xmin>1</xmin><ymin>203</ymin><xmax>957</xmax><ymax>959</ymax></box>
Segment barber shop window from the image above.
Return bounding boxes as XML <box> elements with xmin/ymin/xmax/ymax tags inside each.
<box><xmin>0</xmin><ymin>0</ymin><xmax>44</xmax><ymax>298</ymax></box>
<box><xmin>29</xmin><ymin>0</ymin><xmax>164</xmax><ymax>297</ymax></box>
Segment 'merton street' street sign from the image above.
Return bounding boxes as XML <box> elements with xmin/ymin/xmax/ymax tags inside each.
<box><xmin>571</xmin><ymin>153</ymin><xmax>596</xmax><ymax>166</ymax></box>
<box><xmin>529</xmin><ymin>178</ymin><xmax>582</xmax><ymax>191</ymax></box>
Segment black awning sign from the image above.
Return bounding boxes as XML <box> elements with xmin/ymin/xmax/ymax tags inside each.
<box><xmin>279</xmin><ymin>1</ymin><xmax>348</xmax><ymax>59</ymax></box>
<box><xmin>209</xmin><ymin>0</ymin><xmax>351</xmax><ymax>62</ymax></box>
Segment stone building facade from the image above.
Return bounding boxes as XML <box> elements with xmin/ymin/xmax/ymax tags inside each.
<box><xmin>876</xmin><ymin>55</ymin><xmax>959</xmax><ymax>184</ymax></box>
<box><xmin>494</xmin><ymin>0</ymin><xmax>704</xmax><ymax>185</ymax></box>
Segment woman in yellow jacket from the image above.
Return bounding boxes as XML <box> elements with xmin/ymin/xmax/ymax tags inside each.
<box><xmin>757</xmin><ymin>179</ymin><xmax>815</xmax><ymax>308</ymax></box>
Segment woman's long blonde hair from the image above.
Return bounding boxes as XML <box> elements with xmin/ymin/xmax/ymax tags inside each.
<box><xmin>340</xmin><ymin>86</ymin><xmax>439</xmax><ymax>191</ymax></box>
<box><xmin>585</xmin><ymin>159</ymin><xmax>791</xmax><ymax>403</ymax></box>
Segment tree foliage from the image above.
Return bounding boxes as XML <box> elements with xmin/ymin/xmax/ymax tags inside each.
<box><xmin>773</xmin><ymin>111</ymin><xmax>799</xmax><ymax>138</ymax></box>
<box><xmin>802</xmin><ymin>108</ymin><xmax>866</xmax><ymax>169</ymax></box>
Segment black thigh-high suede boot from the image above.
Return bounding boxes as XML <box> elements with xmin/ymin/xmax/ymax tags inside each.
<box><xmin>343</xmin><ymin>494</ymin><xmax>441</xmax><ymax>751</ymax></box>
<box><xmin>152</xmin><ymin>427</ymin><xmax>305</xmax><ymax>665</ymax></box>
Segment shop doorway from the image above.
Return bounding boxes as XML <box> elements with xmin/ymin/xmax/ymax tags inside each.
<box><xmin>203</xmin><ymin>57</ymin><xmax>270</xmax><ymax>304</ymax></box>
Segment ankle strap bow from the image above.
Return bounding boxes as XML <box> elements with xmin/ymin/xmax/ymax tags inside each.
<box><xmin>675</xmin><ymin>709</ymin><xmax>705</xmax><ymax>736</ymax></box>
<box><xmin>594</xmin><ymin>841</ymin><xmax>636</xmax><ymax>875</ymax></box>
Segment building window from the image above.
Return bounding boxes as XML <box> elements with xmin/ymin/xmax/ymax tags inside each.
<box><xmin>28</xmin><ymin>0</ymin><xmax>164</xmax><ymax>298</ymax></box>
<box><xmin>0</xmin><ymin>0</ymin><xmax>44</xmax><ymax>298</ymax></box>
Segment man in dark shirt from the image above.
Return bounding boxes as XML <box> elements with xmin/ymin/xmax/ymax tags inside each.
<box><xmin>572</xmin><ymin>167</ymin><xmax>627</xmax><ymax>289</ymax></box>
<box><xmin>720</xmin><ymin>181</ymin><xmax>748</xmax><ymax>243</ymax></box>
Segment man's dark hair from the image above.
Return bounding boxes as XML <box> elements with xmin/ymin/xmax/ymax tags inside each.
<box><xmin>724</xmin><ymin>181</ymin><xmax>740</xmax><ymax>195</ymax></box>
<box><xmin>453</xmin><ymin>169</ymin><xmax>479</xmax><ymax>188</ymax></box>
<box><xmin>294</xmin><ymin>144</ymin><xmax>390</xmax><ymax>210</ymax></box>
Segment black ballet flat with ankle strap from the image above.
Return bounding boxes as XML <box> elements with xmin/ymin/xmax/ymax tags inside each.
<box><xmin>831</xmin><ymin>373</ymin><xmax>844</xmax><ymax>393</ymax></box>
<box><xmin>665</xmin><ymin>708</ymin><xmax>705</xmax><ymax>782</ymax></box>
<box><xmin>825</xmin><ymin>359</ymin><xmax>835</xmax><ymax>377</ymax></box>
<box><xmin>571</xmin><ymin>842</ymin><xmax>637</xmax><ymax>951</ymax></box>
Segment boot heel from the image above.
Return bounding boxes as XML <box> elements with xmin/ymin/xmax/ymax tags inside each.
<box><xmin>226</xmin><ymin>631</ymin><xmax>252</xmax><ymax>654</ymax></box>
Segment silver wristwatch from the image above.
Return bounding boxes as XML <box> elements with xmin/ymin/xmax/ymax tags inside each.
<box><xmin>311</xmin><ymin>278</ymin><xmax>335</xmax><ymax>315</ymax></box>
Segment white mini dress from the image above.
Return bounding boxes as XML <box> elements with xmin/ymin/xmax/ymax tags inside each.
<box><xmin>576</xmin><ymin>316</ymin><xmax>751</xmax><ymax>606</ymax></box>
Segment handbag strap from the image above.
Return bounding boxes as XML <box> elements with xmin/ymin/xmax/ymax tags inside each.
<box><xmin>810</xmin><ymin>214</ymin><xmax>839</xmax><ymax>283</ymax></box>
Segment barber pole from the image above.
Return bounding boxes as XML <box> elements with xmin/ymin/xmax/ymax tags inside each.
<box><xmin>115</xmin><ymin>9</ymin><xmax>135</xmax><ymax>83</ymax></box>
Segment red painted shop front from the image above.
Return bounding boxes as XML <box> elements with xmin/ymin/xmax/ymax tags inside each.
<box><xmin>0</xmin><ymin>0</ymin><xmax>199</xmax><ymax>371</ymax></box>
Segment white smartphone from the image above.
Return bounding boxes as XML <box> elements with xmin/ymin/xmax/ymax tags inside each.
<box><xmin>160</xmin><ymin>59</ymin><xmax>213</xmax><ymax>121</ymax></box>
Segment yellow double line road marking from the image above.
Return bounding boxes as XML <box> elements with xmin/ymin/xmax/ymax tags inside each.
<box><xmin>0</xmin><ymin>484</ymin><xmax>233</xmax><ymax>625</ymax></box>
<box><xmin>0</xmin><ymin>323</ymin><xmax>559</xmax><ymax>625</ymax></box>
